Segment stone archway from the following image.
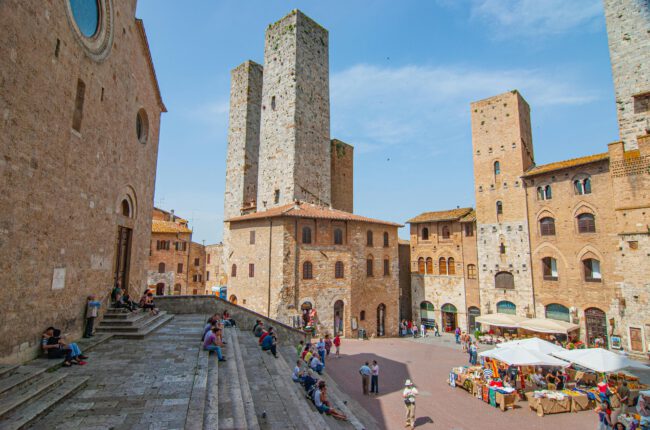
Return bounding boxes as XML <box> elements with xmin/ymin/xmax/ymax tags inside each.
<box><xmin>333</xmin><ymin>300</ymin><xmax>344</xmax><ymax>336</ymax></box>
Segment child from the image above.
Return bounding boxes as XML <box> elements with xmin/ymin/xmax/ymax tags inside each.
<box><xmin>84</xmin><ymin>295</ymin><xmax>101</xmax><ymax>338</ymax></box>
<box><xmin>333</xmin><ymin>335</ymin><xmax>341</xmax><ymax>358</ymax></box>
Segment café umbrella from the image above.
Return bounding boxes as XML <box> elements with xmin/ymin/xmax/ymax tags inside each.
<box><xmin>551</xmin><ymin>348</ymin><xmax>649</xmax><ymax>373</ymax></box>
<box><xmin>496</xmin><ymin>337</ymin><xmax>566</xmax><ymax>355</ymax></box>
<box><xmin>479</xmin><ymin>347</ymin><xmax>570</xmax><ymax>367</ymax></box>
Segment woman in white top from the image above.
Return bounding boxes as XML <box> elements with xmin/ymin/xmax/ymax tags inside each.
<box><xmin>403</xmin><ymin>379</ymin><xmax>418</xmax><ymax>429</ymax></box>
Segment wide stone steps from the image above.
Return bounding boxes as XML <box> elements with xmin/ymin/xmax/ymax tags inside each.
<box><xmin>216</xmin><ymin>328</ymin><xmax>253</xmax><ymax>429</ymax></box>
<box><xmin>95</xmin><ymin>309</ymin><xmax>174</xmax><ymax>339</ymax></box>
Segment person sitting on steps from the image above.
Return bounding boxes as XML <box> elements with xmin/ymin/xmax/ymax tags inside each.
<box><xmin>310</xmin><ymin>353</ymin><xmax>324</xmax><ymax>374</ymax></box>
<box><xmin>139</xmin><ymin>292</ymin><xmax>159</xmax><ymax>316</ymax></box>
<box><xmin>261</xmin><ymin>329</ymin><xmax>278</xmax><ymax>358</ymax></box>
<box><xmin>253</xmin><ymin>321</ymin><xmax>265</xmax><ymax>337</ymax></box>
<box><xmin>203</xmin><ymin>326</ymin><xmax>226</xmax><ymax>362</ymax></box>
<box><xmin>42</xmin><ymin>327</ymin><xmax>88</xmax><ymax>367</ymax></box>
<box><xmin>314</xmin><ymin>381</ymin><xmax>347</xmax><ymax>420</ymax></box>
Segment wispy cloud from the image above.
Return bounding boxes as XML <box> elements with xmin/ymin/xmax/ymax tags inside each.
<box><xmin>330</xmin><ymin>64</ymin><xmax>599</xmax><ymax>154</ymax></box>
<box><xmin>468</xmin><ymin>0</ymin><xmax>603</xmax><ymax>38</ymax></box>
<box><xmin>184</xmin><ymin>100</ymin><xmax>230</xmax><ymax>138</ymax></box>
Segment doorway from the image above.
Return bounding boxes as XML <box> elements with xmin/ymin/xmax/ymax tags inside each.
<box><xmin>585</xmin><ymin>308</ymin><xmax>608</xmax><ymax>348</ymax></box>
<box><xmin>376</xmin><ymin>303</ymin><xmax>386</xmax><ymax>337</ymax></box>
<box><xmin>420</xmin><ymin>301</ymin><xmax>435</xmax><ymax>328</ymax></box>
<box><xmin>629</xmin><ymin>327</ymin><xmax>643</xmax><ymax>352</ymax></box>
<box><xmin>468</xmin><ymin>306</ymin><xmax>481</xmax><ymax>332</ymax></box>
<box><xmin>301</xmin><ymin>302</ymin><xmax>313</xmax><ymax>328</ymax></box>
<box><xmin>441</xmin><ymin>303</ymin><xmax>457</xmax><ymax>332</ymax></box>
<box><xmin>155</xmin><ymin>283</ymin><xmax>165</xmax><ymax>296</ymax></box>
<box><xmin>114</xmin><ymin>226</ymin><xmax>132</xmax><ymax>292</ymax></box>
<box><xmin>333</xmin><ymin>300</ymin><xmax>344</xmax><ymax>336</ymax></box>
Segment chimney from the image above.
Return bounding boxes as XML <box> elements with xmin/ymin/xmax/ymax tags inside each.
<box><xmin>170</xmin><ymin>209</ymin><xmax>175</xmax><ymax>222</ymax></box>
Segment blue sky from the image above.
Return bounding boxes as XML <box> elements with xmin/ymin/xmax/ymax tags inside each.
<box><xmin>136</xmin><ymin>0</ymin><xmax>619</xmax><ymax>244</ymax></box>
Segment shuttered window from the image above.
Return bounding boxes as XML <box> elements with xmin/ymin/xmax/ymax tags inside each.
<box><xmin>540</xmin><ymin>217</ymin><xmax>556</xmax><ymax>236</ymax></box>
<box><xmin>577</xmin><ymin>214</ymin><xmax>596</xmax><ymax>233</ymax></box>
<box><xmin>303</xmin><ymin>261</ymin><xmax>313</xmax><ymax>280</ymax></box>
<box><xmin>495</xmin><ymin>272</ymin><xmax>514</xmax><ymax>289</ymax></box>
<box><xmin>335</xmin><ymin>261</ymin><xmax>344</xmax><ymax>279</ymax></box>
<box><xmin>438</xmin><ymin>257</ymin><xmax>447</xmax><ymax>275</ymax></box>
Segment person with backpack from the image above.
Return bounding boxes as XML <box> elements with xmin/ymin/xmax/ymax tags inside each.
<box><xmin>403</xmin><ymin>379</ymin><xmax>418</xmax><ymax>430</ymax></box>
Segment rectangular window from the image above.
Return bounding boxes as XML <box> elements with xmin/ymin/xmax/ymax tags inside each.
<box><xmin>383</xmin><ymin>259</ymin><xmax>390</xmax><ymax>276</ymax></box>
<box><xmin>207</xmin><ymin>254</ymin><xmax>211</xmax><ymax>264</ymax></box>
<box><xmin>177</xmin><ymin>263</ymin><xmax>183</xmax><ymax>274</ymax></box>
<box><xmin>206</xmin><ymin>271</ymin><xmax>210</xmax><ymax>281</ymax></box>
<box><xmin>274</xmin><ymin>189</ymin><xmax>280</xmax><ymax>204</ymax></box>
<box><xmin>194</xmin><ymin>258</ymin><xmax>199</xmax><ymax>266</ymax></box>
<box><xmin>366</xmin><ymin>259</ymin><xmax>373</xmax><ymax>277</ymax></box>
<box><xmin>249</xmin><ymin>263</ymin><xmax>255</xmax><ymax>278</ymax></box>
<box><xmin>250</xmin><ymin>230</ymin><xmax>256</xmax><ymax>245</ymax></box>
<box><xmin>192</xmin><ymin>274</ymin><xmax>198</xmax><ymax>282</ymax></box>
<box><xmin>72</xmin><ymin>79</ymin><xmax>86</xmax><ymax>132</ymax></box>
<box><xmin>465</xmin><ymin>224</ymin><xmax>474</xmax><ymax>237</ymax></box>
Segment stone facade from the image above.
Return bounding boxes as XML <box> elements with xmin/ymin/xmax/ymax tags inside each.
<box><xmin>398</xmin><ymin>240</ymin><xmax>413</xmax><ymax>322</ymax></box>
<box><xmin>331</xmin><ymin>139</ymin><xmax>354</xmax><ymax>213</ymax></box>
<box><xmin>604</xmin><ymin>0</ymin><xmax>650</xmax><ymax>150</ymax></box>
<box><xmin>0</xmin><ymin>0</ymin><xmax>164</xmax><ymax>363</ymax></box>
<box><xmin>188</xmin><ymin>241</ymin><xmax>206</xmax><ymax>295</ymax></box>
<box><xmin>204</xmin><ymin>243</ymin><xmax>225</xmax><ymax>294</ymax></box>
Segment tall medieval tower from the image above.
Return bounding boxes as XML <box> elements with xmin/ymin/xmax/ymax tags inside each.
<box><xmin>471</xmin><ymin>91</ymin><xmax>536</xmax><ymax>318</ymax></box>
<box><xmin>256</xmin><ymin>10</ymin><xmax>332</xmax><ymax>210</ymax></box>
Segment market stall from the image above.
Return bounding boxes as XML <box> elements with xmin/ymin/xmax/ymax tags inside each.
<box><xmin>526</xmin><ymin>391</ymin><xmax>572</xmax><ymax>416</ymax></box>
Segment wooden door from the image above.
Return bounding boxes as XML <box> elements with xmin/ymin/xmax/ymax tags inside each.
<box><xmin>114</xmin><ymin>226</ymin><xmax>133</xmax><ymax>291</ymax></box>
<box><xmin>629</xmin><ymin>327</ymin><xmax>643</xmax><ymax>352</ymax></box>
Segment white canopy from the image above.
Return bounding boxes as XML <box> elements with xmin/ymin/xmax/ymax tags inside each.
<box><xmin>479</xmin><ymin>347</ymin><xmax>569</xmax><ymax>367</ymax></box>
<box><xmin>475</xmin><ymin>314</ymin><xmax>527</xmax><ymax>328</ymax></box>
<box><xmin>496</xmin><ymin>337</ymin><xmax>566</xmax><ymax>355</ymax></box>
<box><xmin>517</xmin><ymin>318</ymin><xmax>579</xmax><ymax>334</ymax></box>
<box><xmin>551</xmin><ymin>348</ymin><xmax>649</xmax><ymax>373</ymax></box>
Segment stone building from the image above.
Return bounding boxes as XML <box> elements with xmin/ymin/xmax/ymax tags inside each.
<box><xmin>407</xmin><ymin>208</ymin><xmax>480</xmax><ymax>333</ymax></box>
<box><xmin>0</xmin><ymin>0</ymin><xmax>165</xmax><ymax>363</ymax></box>
<box><xmin>205</xmin><ymin>243</ymin><xmax>225</xmax><ymax>295</ymax></box>
<box><xmin>222</xmin><ymin>10</ymin><xmax>400</xmax><ymax>337</ymax></box>
<box><xmin>188</xmin><ymin>241</ymin><xmax>206</xmax><ymax>295</ymax></box>
<box><xmin>398</xmin><ymin>239</ymin><xmax>413</xmax><ymax>322</ymax></box>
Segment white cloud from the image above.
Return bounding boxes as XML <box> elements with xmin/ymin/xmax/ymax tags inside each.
<box><xmin>330</xmin><ymin>63</ymin><xmax>599</xmax><ymax>153</ymax></box>
<box><xmin>184</xmin><ymin>100</ymin><xmax>230</xmax><ymax>137</ymax></box>
<box><xmin>469</xmin><ymin>0</ymin><xmax>603</xmax><ymax>37</ymax></box>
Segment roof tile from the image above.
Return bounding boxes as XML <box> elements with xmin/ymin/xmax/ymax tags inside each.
<box><xmin>522</xmin><ymin>153</ymin><xmax>609</xmax><ymax>177</ymax></box>
<box><xmin>406</xmin><ymin>207</ymin><xmax>473</xmax><ymax>224</ymax></box>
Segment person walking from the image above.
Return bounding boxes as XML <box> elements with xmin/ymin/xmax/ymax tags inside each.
<box><xmin>403</xmin><ymin>379</ymin><xmax>418</xmax><ymax>430</ymax></box>
<box><xmin>370</xmin><ymin>360</ymin><xmax>380</xmax><ymax>394</ymax></box>
<box><xmin>470</xmin><ymin>341</ymin><xmax>478</xmax><ymax>365</ymax></box>
<box><xmin>455</xmin><ymin>327</ymin><xmax>461</xmax><ymax>344</ymax></box>
<box><xmin>433</xmin><ymin>320</ymin><xmax>440</xmax><ymax>337</ymax></box>
<box><xmin>359</xmin><ymin>362</ymin><xmax>371</xmax><ymax>395</ymax></box>
<box><xmin>333</xmin><ymin>334</ymin><xmax>341</xmax><ymax>358</ymax></box>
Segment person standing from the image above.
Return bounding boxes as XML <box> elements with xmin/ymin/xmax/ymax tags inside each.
<box><xmin>370</xmin><ymin>360</ymin><xmax>380</xmax><ymax>394</ymax></box>
<box><xmin>455</xmin><ymin>327</ymin><xmax>461</xmax><ymax>344</ymax></box>
<box><xmin>333</xmin><ymin>334</ymin><xmax>341</xmax><ymax>358</ymax></box>
<box><xmin>469</xmin><ymin>342</ymin><xmax>478</xmax><ymax>366</ymax></box>
<box><xmin>403</xmin><ymin>379</ymin><xmax>418</xmax><ymax>430</ymax></box>
<box><xmin>359</xmin><ymin>362</ymin><xmax>371</xmax><ymax>395</ymax></box>
<box><xmin>612</xmin><ymin>380</ymin><xmax>630</xmax><ymax>424</ymax></box>
<box><xmin>420</xmin><ymin>323</ymin><xmax>427</xmax><ymax>338</ymax></box>
<box><xmin>84</xmin><ymin>295</ymin><xmax>101</xmax><ymax>338</ymax></box>
<box><xmin>324</xmin><ymin>334</ymin><xmax>332</xmax><ymax>357</ymax></box>
<box><xmin>433</xmin><ymin>320</ymin><xmax>440</xmax><ymax>337</ymax></box>
<box><xmin>317</xmin><ymin>337</ymin><xmax>326</xmax><ymax>365</ymax></box>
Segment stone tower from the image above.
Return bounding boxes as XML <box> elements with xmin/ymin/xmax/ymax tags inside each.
<box><xmin>224</xmin><ymin>61</ymin><xmax>263</xmax><ymax>220</ymax></box>
<box><xmin>330</xmin><ymin>139</ymin><xmax>354</xmax><ymax>213</ymax></box>
<box><xmin>604</xmin><ymin>0</ymin><xmax>650</xmax><ymax>150</ymax></box>
<box><xmin>471</xmin><ymin>90</ymin><xmax>535</xmax><ymax>318</ymax></box>
<box><xmin>256</xmin><ymin>10</ymin><xmax>331</xmax><ymax>210</ymax></box>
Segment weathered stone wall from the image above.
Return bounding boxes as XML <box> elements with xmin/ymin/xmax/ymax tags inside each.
<box><xmin>188</xmin><ymin>241</ymin><xmax>206</xmax><ymax>295</ymax></box>
<box><xmin>461</xmin><ymin>221</ymin><xmax>480</xmax><ymax>310</ymax></box>
<box><xmin>0</xmin><ymin>0</ymin><xmax>163</xmax><ymax>363</ymax></box>
<box><xmin>330</xmin><ymin>139</ymin><xmax>354</xmax><ymax>213</ymax></box>
<box><xmin>398</xmin><ymin>242</ymin><xmax>412</xmax><ymax>321</ymax></box>
<box><xmin>148</xmin><ymin>231</ymin><xmax>191</xmax><ymax>294</ymax></box>
<box><xmin>472</xmin><ymin>91</ymin><xmax>535</xmax><ymax>318</ymax></box>
<box><xmin>604</xmin><ymin>0</ymin><xmax>650</xmax><ymax>150</ymax></box>
<box><xmin>257</xmin><ymin>10</ymin><xmax>331</xmax><ymax>209</ymax></box>
<box><xmin>204</xmin><ymin>243</ymin><xmax>225</xmax><ymax>294</ymax></box>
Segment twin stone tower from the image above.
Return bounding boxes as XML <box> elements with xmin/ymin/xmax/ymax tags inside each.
<box><xmin>224</xmin><ymin>10</ymin><xmax>353</xmax><ymax>222</ymax></box>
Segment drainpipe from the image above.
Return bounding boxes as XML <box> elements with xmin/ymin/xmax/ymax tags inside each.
<box><xmin>267</xmin><ymin>219</ymin><xmax>273</xmax><ymax>317</ymax></box>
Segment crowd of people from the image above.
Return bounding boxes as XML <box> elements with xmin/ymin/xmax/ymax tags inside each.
<box><xmin>253</xmin><ymin>320</ymin><xmax>278</xmax><ymax>358</ymax></box>
<box><xmin>202</xmin><ymin>312</ymin><xmax>234</xmax><ymax>362</ymax></box>
<box><xmin>399</xmin><ymin>319</ymin><xmax>440</xmax><ymax>337</ymax></box>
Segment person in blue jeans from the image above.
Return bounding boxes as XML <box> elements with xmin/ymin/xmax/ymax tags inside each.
<box><xmin>203</xmin><ymin>327</ymin><xmax>226</xmax><ymax>362</ymax></box>
<box><xmin>455</xmin><ymin>327</ymin><xmax>461</xmax><ymax>344</ymax></box>
<box><xmin>261</xmin><ymin>332</ymin><xmax>278</xmax><ymax>358</ymax></box>
<box><xmin>316</xmin><ymin>338</ymin><xmax>326</xmax><ymax>365</ymax></box>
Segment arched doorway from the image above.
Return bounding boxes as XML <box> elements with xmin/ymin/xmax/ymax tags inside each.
<box><xmin>333</xmin><ymin>300</ymin><xmax>344</xmax><ymax>336</ymax></box>
<box><xmin>229</xmin><ymin>295</ymin><xmax>238</xmax><ymax>305</ymax></box>
<box><xmin>420</xmin><ymin>301</ymin><xmax>435</xmax><ymax>328</ymax></box>
<box><xmin>155</xmin><ymin>283</ymin><xmax>165</xmax><ymax>296</ymax></box>
<box><xmin>496</xmin><ymin>300</ymin><xmax>516</xmax><ymax>315</ymax></box>
<box><xmin>441</xmin><ymin>303</ymin><xmax>457</xmax><ymax>332</ymax></box>
<box><xmin>301</xmin><ymin>302</ymin><xmax>313</xmax><ymax>328</ymax></box>
<box><xmin>173</xmin><ymin>284</ymin><xmax>181</xmax><ymax>295</ymax></box>
<box><xmin>377</xmin><ymin>304</ymin><xmax>386</xmax><ymax>337</ymax></box>
<box><xmin>468</xmin><ymin>306</ymin><xmax>481</xmax><ymax>332</ymax></box>
<box><xmin>585</xmin><ymin>308</ymin><xmax>608</xmax><ymax>348</ymax></box>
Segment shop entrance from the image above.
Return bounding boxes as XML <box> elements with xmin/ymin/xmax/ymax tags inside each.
<box><xmin>585</xmin><ymin>307</ymin><xmax>608</xmax><ymax>348</ymax></box>
<box><xmin>420</xmin><ymin>301</ymin><xmax>435</xmax><ymax>328</ymax></box>
<box><xmin>441</xmin><ymin>303</ymin><xmax>457</xmax><ymax>332</ymax></box>
<box><xmin>377</xmin><ymin>303</ymin><xmax>386</xmax><ymax>337</ymax></box>
<box><xmin>468</xmin><ymin>306</ymin><xmax>480</xmax><ymax>332</ymax></box>
<box><xmin>155</xmin><ymin>283</ymin><xmax>165</xmax><ymax>296</ymax></box>
<box><xmin>333</xmin><ymin>300</ymin><xmax>344</xmax><ymax>336</ymax></box>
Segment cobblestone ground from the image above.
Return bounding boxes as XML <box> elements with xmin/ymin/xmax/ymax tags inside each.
<box><xmin>325</xmin><ymin>333</ymin><xmax>650</xmax><ymax>430</ymax></box>
<box><xmin>28</xmin><ymin>314</ymin><xmax>206</xmax><ymax>430</ymax></box>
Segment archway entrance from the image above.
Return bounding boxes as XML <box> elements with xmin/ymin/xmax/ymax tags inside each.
<box><xmin>468</xmin><ymin>306</ymin><xmax>481</xmax><ymax>332</ymax></box>
<box><xmin>155</xmin><ymin>283</ymin><xmax>165</xmax><ymax>296</ymax></box>
<box><xmin>585</xmin><ymin>308</ymin><xmax>608</xmax><ymax>348</ymax></box>
<box><xmin>377</xmin><ymin>303</ymin><xmax>386</xmax><ymax>337</ymax></box>
<box><xmin>301</xmin><ymin>302</ymin><xmax>313</xmax><ymax>328</ymax></box>
<box><xmin>333</xmin><ymin>300</ymin><xmax>344</xmax><ymax>336</ymax></box>
<box><xmin>229</xmin><ymin>295</ymin><xmax>238</xmax><ymax>305</ymax></box>
<box><xmin>420</xmin><ymin>301</ymin><xmax>435</xmax><ymax>328</ymax></box>
<box><xmin>441</xmin><ymin>303</ymin><xmax>457</xmax><ymax>332</ymax></box>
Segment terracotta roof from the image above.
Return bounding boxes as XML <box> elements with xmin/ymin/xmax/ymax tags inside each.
<box><xmin>398</xmin><ymin>239</ymin><xmax>410</xmax><ymax>245</ymax></box>
<box><xmin>153</xmin><ymin>207</ymin><xmax>188</xmax><ymax>223</ymax></box>
<box><xmin>522</xmin><ymin>153</ymin><xmax>609</xmax><ymax>177</ymax></box>
<box><xmin>225</xmin><ymin>202</ymin><xmax>402</xmax><ymax>227</ymax></box>
<box><xmin>406</xmin><ymin>207</ymin><xmax>473</xmax><ymax>224</ymax></box>
<box><xmin>152</xmin><ymin>219</ymin><xmax>192</xmax><ymax>234</ymax></box>
<box><xmin>459</xmin><ymin>209</ymin><xmax>476</xmax><ymax>223</ymax></box>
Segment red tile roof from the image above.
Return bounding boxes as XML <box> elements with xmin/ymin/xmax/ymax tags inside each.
<box><xmin>152</xmin><ymin>220</ymin><xmax>192</xmax><ymax>234</ymax></box>
<box><xmin>522</xmin><ymin>153</ymin><xmax>609</xmax><ymax>177</ymax></box>
<box><xmin>225</xmin><ymin>202</ymin><xmax>402</xmax><ymax>227</ymax></box>
<box><xmin>406</xmin><ymin>207</ymin><xmax>473</xmax><ymax>224</ymax></box>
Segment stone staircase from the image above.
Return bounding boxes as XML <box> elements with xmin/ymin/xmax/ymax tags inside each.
<box><xmin>95</xmin><ymin>307</ymin><xmax>174</xmax><ymax>338</ymax></box>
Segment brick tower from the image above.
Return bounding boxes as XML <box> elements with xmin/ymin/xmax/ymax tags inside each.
<box><xmin>256</xmin><ymin>10</ymin><xmax>331</xmax><ymax>210</ymax></box>
<box><xmin>471</xmin><ymin>90</ymin><xmax>536</xmax><ymax>318</ymax></box>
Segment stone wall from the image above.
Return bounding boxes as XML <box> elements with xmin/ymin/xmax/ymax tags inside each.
<box><xmin>330</xmin><ymin>139</ymin><xmax>354</xmax><ymax>213</ymax></box>
<box><xmin>604</xmin><ymin>0</ymin><xmax>650</xmax><ymax>150</ymax></box>
<box><xmin>205</xmin><ymin>243</ymin><xmax>225</xmax><ymax>294</ymax></box>
<box><xmin>148</xmin><ymin>231</ymin><xmax>191</xmax><ymax>294</ymax></box>
<box><xmin>398</xmin><ymin>242</ymin><xmax>412</xmax><ymax>321</ymax></box>
<box><xmin>0</xmin><ymin>0</ymin><xmax>163</xmax><ymax>363</ymax></box>
<box><xmin>188</xmin><ymin>241</ymin><xmax>206</xmax><ymax>294</ymax></box>
<box><xmin>154</xmin><ymin>296</ymin><xmax>308</xmax><ymax>346</ymax></box>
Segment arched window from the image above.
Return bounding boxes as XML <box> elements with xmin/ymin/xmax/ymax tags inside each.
<box><xmin>420</xmin><ymin>301</ymin><xmax>435</xmax><ymax>324</ymax></box>
<box><xmin>158</xmin><ymin>262</ymin><xmax>165</xmax><ymax>273</ymax></box>
<box><xmin>467</xmin><ymin>264</ymin><xmax>477</xmax><ymax>279</ymax></box>
<box><xmin>334</xmin><ymin>228</ymin><xmax>343</xmax><ymax>245</ymax></box>
<box><xmin>136</xmin><ymin>109</ymin><xmax>149</xmax><ymax>144</ymax></box>
<box><xmin>495</xmin><ymin>271</ymin><xmax>514</xmax><ymax>289</ymax></box>
<box><xmin>447</xmin><ymin>257</ymin><xmax>455</xmax><ymax>275</ymax></box>
<box><xmin>367</xmin><ymin>230</ymin><xmax>373</xmax><ymax>246</ymax></box>
<box><xmin>425</xmin><ymin>257</ymin><xmax>433</xmax><ymax>274</ymax></box>
<box><xmin>441</xmin><ymin>226</ymin><xmax>450</xmax><ymax>239</ymax></box>
<box><xmin>173</xmin><ymin>284</ymin><xmax>181</xmax><ymax>295</ymax></box>
<box><xmin>383</xmin><ymin>258</ymin><xmax>390</xmax><ymax>276</ymax></box>
<box><xmin>422</xmin><ymin>227</ymin><xmax>429</xmax><ymax>240</ymax></box>
<box><xmin>542</xmin><ymin>257</ymin><xmax>558</xmax><ymax>280</ymax></box>
<box><xmin>583</xmin><ymin>178</ymin><xmax>592</xmax><ymax>194</ymax></box>
<box><xmin>366</xmin><ymin>256</ymin><xmax>374</xmax><ymax>277</ymax></box>
<box><xmin>494</xmin><ymin>161</ymin><xmax>501</xmax><ymax>176</ymax></box>
<box><xmin>537</xmin><ymin>187</ymin><xmax>545</xmax><ymax>201</ymax></box>
<box><xmin>231</xmin><ymin>264</ymin><xmax>237</xmax><ymax>277</ymax></box>
<box><xmin>496</xmin><ymin>201</ymin><xmax>503</xmax><ymax>215</ymax></box>
<box><xmin>544</xmin><ymin>185</ymin><xmax>552</xmax><ymax>200</ymax></box>
<box><xmin>539</xmin><ymin>217</ymin><xmax>556</xmax><ymax>236</ymax></box>
<box><xmin>383</xmin><ymin>232</ymin><xmax>389</xmax><ymax>247</ymax></box>
<box><xmin>577</xmin><ymin>213</ymin><xmax>596</xmax><ymax>233</ymax></box>
<box><xmin>583</xmin><ymin>258</ymin><xmax>601</xmax><ymax>282</ymax></box>
<box><xmin>121</xmin><ymin>199</ymin><xmax>131</xmax><ymax>217</ymax></box>
<box><xmin>545</xmin><ymin>303</ymin><xmax>570</xmax><ymax>322</ymax></box>
<box><xmin>439</xmin><ymin>257</ymin><xmax>447</xmax><ymax>275</ymax></box>
<box><xmin>335</xmin><ymin>261</ymin><xmax>344</xmax><ymax>279</ymax></box>
<box><xmin>574</xmin><ymin>176</ymin><xmax>592</xmax><ymax>195</ymax></box>
<box><xmin>417</xmin><ymin>257</ymin><xmax>425</xmax><ymax>274</ymax></box>
<box><xmin>302</xmin><ymin>226</ymin><xmax>312</xmax><ymax>244</ymax></box>
<box><xmin>497</xmin><ymin>300</ymin><xmax>516</xmax><ymax>315</ymax></box>
<box><xmin>302</xmin><ymin>261</ymin><xmax>313</xmax><ymax>280</ymax></box>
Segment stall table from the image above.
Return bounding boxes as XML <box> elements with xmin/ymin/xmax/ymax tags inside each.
<box><xmin>526</xmin><ymin>393</ymin><xmax>571</xmax><ymax>416</ymax></box>
<box><xmin>568</xmin><ymin>393</ymin><xmax>593</xmax><ymax>412</ymax></box>
<box><xmin>495</xmin><ymin>391</ymin><xmax>517</xmax><ymax>411</ymax></box>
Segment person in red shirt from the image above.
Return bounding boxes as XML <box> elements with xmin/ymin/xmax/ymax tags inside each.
<box><xmin>333</xmin><ymin>335</ymin><xmax>341</xmax><ymax>358</ymax></box>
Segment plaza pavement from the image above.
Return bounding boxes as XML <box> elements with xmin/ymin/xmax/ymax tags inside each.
<box><xmin>325</xmin><ymin>332</ymin><xmax>650</xmax><ymax>430</ymax></box>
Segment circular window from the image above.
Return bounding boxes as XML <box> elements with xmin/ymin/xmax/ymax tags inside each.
<box><xmin>136</xmin><ymin>109</ymin><xmax>149</xmax><ymax>144</ymax></box>
<box><xmin>69</xmin><ymin>0</ymin><xmax>100</xmax><ymax>38</ymax></box>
